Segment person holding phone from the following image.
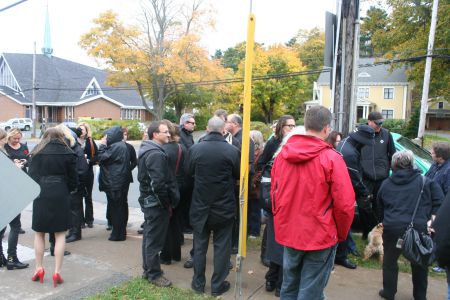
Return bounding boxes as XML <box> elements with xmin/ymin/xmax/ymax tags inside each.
<box><xmin>0</xmin><ymin>128</ymin><xmax>29</xmax><ymax>270</ymax></box>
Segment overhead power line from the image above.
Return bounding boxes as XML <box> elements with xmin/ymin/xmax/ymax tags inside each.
<box><xmin>0</xmin><ymin>0</ymin><xmax>29</xmax><ymax>13</ymax></box>
<box><xmin>1</xmin><ymin>54</ymin><xmax>448</xmax><ymax>96</ymax></box>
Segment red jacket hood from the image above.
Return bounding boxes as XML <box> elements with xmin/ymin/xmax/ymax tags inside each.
<box><xmin>280</xmin><ymin>135</ymin><xmax>333</xmax><ymax>163</ymax></box>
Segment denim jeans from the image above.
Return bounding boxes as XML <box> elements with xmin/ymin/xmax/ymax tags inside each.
<box><xmin>281</xmin><ymin>245</ymin><xmax>337</xmax><ymax>300</ymax></box>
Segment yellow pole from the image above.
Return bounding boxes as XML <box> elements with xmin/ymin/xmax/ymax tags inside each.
<box><xmin>235</xmin><ymin>12</ymin><xmax>255</xmax><ymax>300</ymax></box>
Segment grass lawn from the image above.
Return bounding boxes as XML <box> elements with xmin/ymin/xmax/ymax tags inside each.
<box><xmin>351</xmin><ymin>232</ymin><xmax>446</xmax><ymax>279</ymax></box>
<box><xmin>87</xmin><ymin>278</ymin><xmax>216</xmax><ymax>300</ymax></box>
<box><xmin>423</xmin><ymin>134</ymin><xmax>450</xmax><ymax>151</ymax></box>
<box><xmin>88</xmin><ymin>232</ymin><xmax>446</xmax><ymax>299</ymax></box>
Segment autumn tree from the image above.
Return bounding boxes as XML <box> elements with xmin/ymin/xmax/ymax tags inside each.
<box><xmin>368</xmin><ymin>0</ymin><xmax>450</xmax><ymax>100</ymax></box>
<box><xmin>236</xmin><ymin>44</ymin><xmax>308</xmax><ymax>123</ymax></box>
<box><xmin>289</xmin><ymin>28</ymin><xmax>325</xmax><ymax>112</ymax></box>
<box><xmin>80</xmin><ymin>0</ymin><xmax>220</xmax><ymax>119</ymax></box>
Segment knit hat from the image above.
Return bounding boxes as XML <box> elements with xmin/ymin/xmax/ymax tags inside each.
<box><xmin>349</xmin><ymin>125</ymin><xmax>375</xmax><ymax>145</ymax></box>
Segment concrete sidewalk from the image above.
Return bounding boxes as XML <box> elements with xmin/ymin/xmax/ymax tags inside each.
<box><xmin>0</xmin><ymin>201</ymin><xmax>447</xmax><ymax>300</ymax></box>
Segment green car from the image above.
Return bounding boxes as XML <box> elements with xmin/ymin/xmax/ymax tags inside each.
<box><xmin>352</xmin><ymin>132</ymin><xmax>433</xmax><ymax>230</ymax></box>
<box><xmin>391</xmin><ymin>132</ymin><xmax>432</xmax><ymax>174</ymax></box>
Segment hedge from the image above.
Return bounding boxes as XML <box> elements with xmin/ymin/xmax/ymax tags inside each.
<box><xmin>358</xmin><ymin>118</ymin><xmax>407</xmax><ymax>136</ymax></box>
<box><xmin>78</xmin><ymin>119</ymin><xmax>143</xmax><ymax>141</ymax></box>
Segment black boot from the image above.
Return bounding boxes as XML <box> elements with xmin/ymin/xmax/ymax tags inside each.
<box><xmin>50</xmin><ymin>244</ymin><xmax>71</xmax><ymax>256</ymax></box>
<box><xmin>0</xmin><ymin>253</ymin><xmax>6</xmax><ymax>268</ymax></box>
<box><xmin>66</xmin><ymin>227</ymin><xmax>82</xmax><ymax>243</ymax></box>
<box><xmin>6</xmin><ymin>255</ymin><xmax>29</xmax><ymax>270</ymax></box>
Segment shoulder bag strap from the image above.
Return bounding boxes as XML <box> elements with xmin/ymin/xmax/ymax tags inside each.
<box><xmin>175</xmin><ymin>144</ymin><xmax>182</xmax><ymax>175</ymax></box>
<box><xmin>409</xmin><ymin>176</ymin><xmax>426</xmax><ymax>226</ymax></box>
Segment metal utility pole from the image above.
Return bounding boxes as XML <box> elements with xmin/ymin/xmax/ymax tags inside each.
<box><xmin>417</xmin><ymin>0</ymin><xmax>439</xmax><ymax>144</ymax></box>
<box><xmin>332</xmin><ymin>0</ymin><xmax>360</xmax><ymax>136</ymax></box>
<box><xmin>32</xmin><ymin>42</ymin><xmax>37</xmax><ymax>138</ymax></box>
<box><xmin>349</xmin><ymin>1</ymin><xmax>361</xmax><ymax>131</ymax></box>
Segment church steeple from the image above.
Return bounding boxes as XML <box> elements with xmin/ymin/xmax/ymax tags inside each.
<box><xmin>42</xmin><ymin>4</ymin><xmax>53</xmax><ymax>57</ymax></box>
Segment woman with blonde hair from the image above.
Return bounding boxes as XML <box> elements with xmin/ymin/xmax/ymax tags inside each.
<box><xmin>0</xmin><ymin>128</ymin><xmax>30</xmax><ymax>270</ymax></box>
<box><xmin>28</xmin><ymin>128</ymin><xmax>77</xmax><ymax>287</ymax></box>
<box><xmin>77</xmin><ymin>122</ymin><xmax>98</xmax><ymax>228</ymax></box>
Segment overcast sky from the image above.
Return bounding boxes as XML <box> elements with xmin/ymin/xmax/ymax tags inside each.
<box><xmin>0</xmin><ymin>0</ymin><xmax>365</xmax><ymax>67</ymax></box>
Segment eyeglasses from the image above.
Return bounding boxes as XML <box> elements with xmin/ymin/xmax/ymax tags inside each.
<box><xmin>186</xmin><ymin>121</ymin><xmax>196</xmax><ymax>125</ymax></box>
<box><xmin>283</xmin><ymin>124</ymin><xmax>296</xmax><ymax>129</ymax></box>
<box><xmin>158</xmin><ymin>131</ymin><xmax>170</xmax><ymax>135</ymax></box>
<box><xmin>373</xmin><ymin>120</ymin><xmax>384</xmax><ymax>126</ymax></box>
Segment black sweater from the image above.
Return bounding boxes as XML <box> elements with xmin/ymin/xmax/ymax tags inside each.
<box><xmin>377</xmin><ymin>168</ymin><xmax>443</xmax><ymax>230</ymax></box>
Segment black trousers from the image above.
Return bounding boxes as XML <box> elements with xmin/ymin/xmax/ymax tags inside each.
<box><xmin>265</xmin><ymin>261</ymin><xmax>283</xmax><ymax>289</ymax></box>
<box><xmin>83</xmin><ymin>167</ymin><xmax>94</xmax><ymax>224</ymax></box>
<box><xmin>69</xmin><ymin>190</ymin><xmax>84</xmax><ymax>237</ymax></box>
<box><xmin>192</xmin><ymin>220</ymin><xmax>233</xmax><ymax>293</ymax></box>
<box><xmin>0</xmin><ymin>214</ymin><xmax>21</xmax><ymax>257</ymax></box>
<box><xmin>335</xmin><ymin>239</ymin><xmax>349</xmax><ymax>262</ymax></box>
<box><xmin>248</xmin><ymin>198</ymin><xmax>261</xmax><ymax>236</ymax></box>
<box><xmin>142</xmin><ymin>206</ymin><xmax>169</xmax><ymax>280</ymax></box>
<box><xmin>179</xmin><ymin>184</ymin><xmax>193</xmax><ymax>232</ymax></box>
<box><xmin>160</xmin><ymin>206</ymin><xmax>182</xmax><ymax>262</ymax></box>
<box><xmin>106</xmin><ymin>189</ymin><xmax>128</xmax><ymax>239</ymax></box>
<box><xmin>382</xmin><ymin>228</ymin><xmax>428</xmax><ymax>300</ymax></box>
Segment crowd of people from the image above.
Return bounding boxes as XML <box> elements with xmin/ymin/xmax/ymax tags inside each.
<box><xmin>0</xmin><ymin>105</ymin><xmax>449</xmax><ymax>299</ymax></box>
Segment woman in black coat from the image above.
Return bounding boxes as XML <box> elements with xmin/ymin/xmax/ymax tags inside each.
<box><xmin>377</xmin><ymin>150</ymin><xmax>443</xmax><ymax>300</ymax></box>
<box><xmin>77</xmin><ymin>122</ymin><xmax>98</xmax><ymax>228</ymax></box>
<box><xmin>160</xmin><ymin>120</ymin><xmax>185</xmax><ymax>264</ymax></box>
<box><xmin>28</xmin><ymin>128</ymin><xmax>78</xmax><ymax>286</ymax></box>
<box><xmin>258</xmin><ymin>115</ymin><xmax>295</xmax><ymax>296</ymax></box>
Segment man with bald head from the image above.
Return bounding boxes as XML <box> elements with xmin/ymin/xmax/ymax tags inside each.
<box><xmin>186</xmin><ymin>116</ymin><xmax>240</xmax><ymax>296</ymax></box>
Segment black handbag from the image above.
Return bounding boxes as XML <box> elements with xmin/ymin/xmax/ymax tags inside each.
<box><xmin>259</xmin><ymin>158</ymin><xmax>274</xmax><ymax>212</ymax></box>
<box><xmin>401</xmin><ymin>176</ymin><xmax>435</xmax><ymax>267</ymax></box>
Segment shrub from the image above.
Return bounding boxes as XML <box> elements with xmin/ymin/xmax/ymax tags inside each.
<box><xmin>78</xmin><ymin>119</ymin><xmax>142</xmax><ymax>140</ymax></box>
<box><xmin>357</xmin><ymin>118</ymin><xmax>407</xmax><ymax>135</ymax></box>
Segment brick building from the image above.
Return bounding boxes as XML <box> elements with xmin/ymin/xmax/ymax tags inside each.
<box><xmin>0</xmin><ymin>52</ymin><xmax>153</xmax><ymax>123</ymax></box>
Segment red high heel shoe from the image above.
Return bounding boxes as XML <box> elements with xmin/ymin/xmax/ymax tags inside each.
<box><xmin>31</xmin><ymin>268</ymin><xmax>45</xmax><ymax>283</ymax></box>
<box><xmin>52</xmin><ymin>273</ymin><xmax>64</xmax><ymax>287</ymax></box>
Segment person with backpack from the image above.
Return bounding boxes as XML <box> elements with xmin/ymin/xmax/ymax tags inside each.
<box><xmin>258</xmin><ymin>115</ymin><xmax>295</xmax><ymax>297</ymax></box>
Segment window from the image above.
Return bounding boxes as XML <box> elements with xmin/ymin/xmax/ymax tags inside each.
<box><xmin>358</xmin><ymin>87</ymin><xmax>370</xmax><ymax>99</ymax></box>
<box><xmin>121</xmin><ymin>109</ymin><xmax>141</xmax><ymax>120</ymax></box>
<box><xmin>65</xmin><ymin>106</ymin><xmax>74</xmax><ymax>121</ymax></box>
<box><xmin>381</xmin><ymin>109</ymin><xmax>394</xmax><ymax>119</ymax></box>
<box><xmin>383</xmin><ymin>87</ymin><xmax>394</xmax><ymax>99</ymax></box>
<box><xmin>438</xmin><ymin>102</ymin><xmax>444</xmax><ymax>109</ymax></box>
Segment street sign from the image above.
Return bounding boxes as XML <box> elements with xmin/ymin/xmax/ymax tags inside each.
<box><xmin>0</xmin><ymin>152</ymin><xmax>40</xmax><ymax>229</ymax></box>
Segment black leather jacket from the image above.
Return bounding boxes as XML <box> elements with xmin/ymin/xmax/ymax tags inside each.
<box><xmin>138</xmin><ymin>140</ymin><xmax>179</xmax><ymax>209</ymax></box>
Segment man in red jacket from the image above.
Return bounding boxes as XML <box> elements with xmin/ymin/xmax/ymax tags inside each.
<box><xmin>271</xmin><ymin>105</ymin><xmax>355</xmax><ymax>300</ymax></box>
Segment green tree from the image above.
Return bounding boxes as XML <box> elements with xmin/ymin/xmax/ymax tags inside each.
<box><xmin>237</xmin><ymin>45</ymin><xmax>308</xmax><ymax>123</ymax></box>
<box><xmin>360</xmin><ymin>6</ymin><xmax>389</xmax><ymax>57</ymax></box>
<box><xmin>369</xmin><ymin>0</ymin><xmax>450</xmax><ymax>100</ymax></box>
<box><xmin>80</xmin><ymin>0</ymin><xmax>218</xmax><ymax>120</ymax></box>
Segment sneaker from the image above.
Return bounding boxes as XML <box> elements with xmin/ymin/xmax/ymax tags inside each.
<box><xmin>184</xmin><ymin>257</ymin><xmax>193</xmax><ymax>269</ymax></box>
<box><xmin>149</xmin><ymin>275</ymin><xmax>172</xmax><ymax>287</ymax></box>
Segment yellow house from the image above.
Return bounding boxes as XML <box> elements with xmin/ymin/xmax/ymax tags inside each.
<box><xmin>306</xmin><ymin>58</ymin><xmax>413</xmax><ymax>122</ymax></box>
<box><xmin>426</xmin><ymin>98</ymin><xmax>450</xmax><ymax>130</ymax></box>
